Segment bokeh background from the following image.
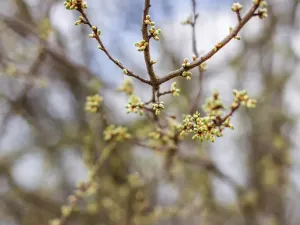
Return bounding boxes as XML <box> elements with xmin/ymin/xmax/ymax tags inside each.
<box><xmin>1</xmin><ymin>0</ymin><xmax>300</xmax><ymax>225</ymax></box>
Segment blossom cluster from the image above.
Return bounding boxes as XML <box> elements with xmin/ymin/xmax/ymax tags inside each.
<box><xmin>118</xmin><ymin>78</ymin><xmax>135</xmax><ymax>96</ymax></box>
<box><xmin>84</xmin><ymin>94</ymin><xmax>103</xmax><ymax>113</ymax></box>
<box><xmin>135</xmin><ymin>40</ymin><xmax>149</xmax><ymax>51</ymax></box>
<box><xmin>126</xmin><ymin>95</ymin><xmax>145</xmax><ymax>115</ymax></box>
<box><xmin>232</xmin><ymin>89</ymin><xmax>257</xmax><ymax>109</ymax></box>
<box><xmin>148</xmin><ymin>127</ymin><xmax>176</xmax><ymax>149</ymax></box>
<box><xmin>231</xmin><ymin>1</ymin><xmax>268</xmax><ymax>19</ymax></box>
<box><xmin>178</xmin><ymin>90</ymin><xmax>256</xmax><ymax>142</ymax></box>
<box><xmin>256</xmin><ymin>0</ymin><xmax>268</xmax><ymax>19</ymax></box>
<box><xmin>170</xmin><ymin>82</ymin><xmax>180</xmax><ymax>97</ymax></box>
<box><xmin>64</xmin><ymin>0</ymin><xmax>87</xmax><ymax>10</ymax></box>
<box><xmin>145</xmin><ymin>15</ymin><xmax>162</xmax><ymax>41</ymax></box>
<box><xmin>104</xmin><ymin>125</ymin><xmax>132</xmax><ymax>142</ymax></box>
<box><xmin>152</xmin><ymin>102</ymin><xmax>165</xmax><ymax>115</ymax></box>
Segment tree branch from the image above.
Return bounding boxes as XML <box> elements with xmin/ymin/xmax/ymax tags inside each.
<box><xmin>77</xmin><ymin>9</ymin><xmax>152</xmax><ymax>86</ymax></box>
<box><xmin>158</xmin><ymin>2</ymin><xmax>261</xmax><ymax>85</ymax></box>
<box><xmin>142</xmin><ymin>0</ymin><xmax>157</xmax><ymax>84</ymax></box>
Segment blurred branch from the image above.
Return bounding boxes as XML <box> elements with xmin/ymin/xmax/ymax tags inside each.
<box><xmin>53</xmin><ymin>142</ymin><xmax>116</xmax><ymax>225</ymax></box>
<box><xmin>188</xmin><ymin>0</ymin><xmax>205</xmax><ymax>113</ymax></box>
<box><xmin>177</xmin><ymin>152</ymin><xmax>244</xmax><ymax>193</ymax></box>
<box><xmin>190</xmin><ymin>0</ymin><xmax>199</xmax><ymax>57</ymax></box>
<box><xmin>13</xmin><ymin>0</ymin><xmax>33</xmax><ymax>23</ymax></box>
<box><xmin>0</xmin><ymin>13</ymin><xmax>108</xmax><ymax>87</ymax></box>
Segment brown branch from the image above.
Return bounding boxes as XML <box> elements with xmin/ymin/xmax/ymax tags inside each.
<box><xmin>141</xmin><ymin>0</ymin><xmax>157</xmax><ymax>84</ymax></box>
<box><xmin>77</xmin><ymin>9</ymin><xmax>152</xmax><ymax>86</ymax></box>
<box><xmin>157</xmin><ymin>90</ymin><xmax>173</xmax><ymax>97</ymax></box>
<box><xmin>157</xmin><ymin>2</ymin><xmax>261</xmax><ymax>85</ymax></box>
<box><xmin>220</xmin><ymin>103</ymin><xmax>240</xmax><ymax>124</ymax></box>
<box><xmin>236</xmin><ymin>11</ymin><xmax>242</xmax><ymax>22</ymax></box>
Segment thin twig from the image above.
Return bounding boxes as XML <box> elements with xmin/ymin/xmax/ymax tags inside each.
<box><xmin>189</xmin><ymin>0</ymin><xmax>204</xmax><ymax>113</ymax></box>
<box><xmin>220</xmin><ymin>103</ymin><xmax>240</xmax><ymax>124</ymax></box>
<box><xmin>158</xmin><ymin>90</ymin><xmax>173</xmax><ymax>97</ymax></box>
<box><xmin>191</xmin><ymin>0</ymin><xmax>199</xmax><ymax>58</ymax></box>
<box><xmin>236</xmin><ymin>11</ymin><xmax>242</xmax><ymax>22</ymax></box>
<box><xmin>158</xmin><ymin>2</ymin><xmax>261</xmax><ymax>85</ymax></box>
<box><xmin>77</xmin><ymin>9</ymin><xmax>152</xmax><ymax>86</ymax></box>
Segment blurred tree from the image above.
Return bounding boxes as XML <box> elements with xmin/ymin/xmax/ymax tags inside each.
<box><xmin>0</xmin><ymin>1</ymin><xmax>299</xmax><ymax>225</ymax></box>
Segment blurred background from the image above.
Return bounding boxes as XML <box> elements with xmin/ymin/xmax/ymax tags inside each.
<box><xmin>1</xmin><ymin>0</ymin><xmax>300</xmax><ymax>225</ymax></box>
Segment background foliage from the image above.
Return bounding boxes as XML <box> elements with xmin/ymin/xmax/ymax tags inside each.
<box><xmin>1</xmin><ymin>0</ymin><xmax>300</xmax><ymax>225</ymax></box>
